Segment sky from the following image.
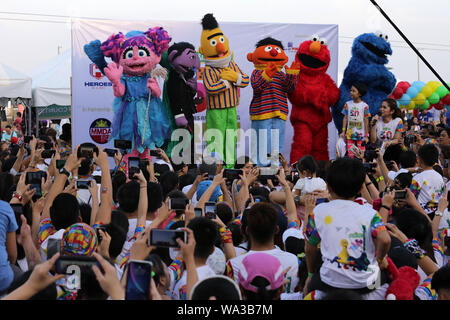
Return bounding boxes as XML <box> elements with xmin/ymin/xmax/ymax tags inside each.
<box><xmin>0</xmin><ymin>0</ymin><xmax>449</xmax><ymax>85</ymax></box>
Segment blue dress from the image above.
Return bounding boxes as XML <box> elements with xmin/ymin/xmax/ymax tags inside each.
<box><xmin>110</xmin><ymin>74</ymin><xmax>171</xmax><ymax>154</ymax></box>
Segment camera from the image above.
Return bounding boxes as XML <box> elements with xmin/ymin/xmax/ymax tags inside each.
<box><xmin>128</xmin><ymin>157</ymin><xmax>140</xmax><ymax>179</ymax></box>
<box><xmin>364</xmin><ymin>143</ymin><xmax>378</xmax><ymax>163</ymax></box>
<box><xmin>148</xmin><ymin>229</ymin><xmax>187</xmax><ymax>248</ymax></box>
<box><xmin>114</xmin><ymin>139</ymin><xmax>132</xmax><ymax>150</ymax></box>
<box><xmin>76</xmin><ymin>179</ymin><xmax>92</xmax><ymax>189</ymax></box>
<box><xmin>223</xmin><ymin>169</ymin><xmax>243</xmax><ymax>181</ymax></box>
<box><xmin>41</xmin><ymin>149</ymin><xmax>55</xmax><ymax>159</ymax></box>
<box><xmin>404</xmin><ymin>134</ymin><xmax>417</xmax><ymax>146</ymax></box>
<box><xmin>104</xmin><ymin>148</ymin><xmax>117</xmax><ymax>157</ymax></box>
<box><xmin>204</xmin><ymin>202</ymin><xmax>216</xmax><ymax>218</ymax></box>
<box><xmin>168</xmin><ymin>198</ymin><xmax>189</xmax><ymax>211</ymax></box>
<box><xmin>149</xmin><ymin>149</ymin><xmax>161</xmax><ymax>157</ymax></box>
<box><xmin>363</xmin><ymin>162</ymin><xmax>377</xmax><ymax>174</ymax></box>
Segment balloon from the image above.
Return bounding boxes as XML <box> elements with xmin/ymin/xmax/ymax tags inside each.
<box><xmin>429</xmin><ymin>92</ymin><xmax>440</xmax><ymax>104</ymax></box>
<box><xmin>421</xmin><ymin>85</ymin><xmax>433</xmax><ymax>98</ymax></box>
<box><xmin>413</xmin><ymin>108</ymin><xmax>419</xmax><ymax>117</ymax></box>
<box><xmin>398</xmin><ymin>93</ymin><xmax>411</xmax><ymax>106</ymax></box>
<box><xmin>397</xmin><ymin>81</ymin><xmax>411</xmax><ymax>90</ymax></box>
<box><xmin>412</xmin><ymin>81</ymin><xmax>426</xmax><ymax>90</ymax></box>
<box><xmin>413</xmin><ymin>93</ymin><xmax>426</xmax><ymax>105</ymax></box>
<box><xmin>406</xmin><ymin>100</ymin><xmax>415</xmax><ymax>110</ymax></box>
<box><xmin>443</xmin><ymin>94</ymin><xmax>450</xmax><ymax>106</ymax></box>
<box><xmin>392</xmin><ymin>87</ymin><xmax>403</xmax><ymax>99</ymax></box>
<box><xmin>429</xmin><ymin>81</ymin><xmax>441</xmax><ymax>91</ymax></box>
<box><xmin>407</xmin><ymin>86</ymin><xmax>419</xmax><ymax>98</ymax></box>
<box><xmin>419</xmin><ymin>100</ymin><xmax>430</xmax><ymax>111</ymax></box>
<box><xmin>436</xmin><ymin>86</ymin><xmax>449</xmax><ymax>99</ymax></box>
<box><xmin>434</xmin><ymin>100</ymin><xmax>445</xmax><ymax>111</ymax></box>
<box><xmin>388</xmin><ymin>94</ymin><xmax>395</xmax><ymax>100</ymax></box>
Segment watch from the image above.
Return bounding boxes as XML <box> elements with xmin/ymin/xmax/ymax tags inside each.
<box><xmin>435</xmin><ymin>210</ymin><xmax>443</xmax><ymax>217</ymax></box>
<box><xmin>59</xmin><ymin>167</ymin><xmax>70</xmax><ymax>177</ymax></box>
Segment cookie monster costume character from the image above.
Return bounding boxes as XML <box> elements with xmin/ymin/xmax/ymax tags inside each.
<box><xmin>83</xmin><ymin>27</ymin><xmax>172</xmax><ymax>158</ymax></box>
<box><xmin>159</xmin><ymin>42</ymin><xmax>202</xmax><ymax>163</ymax></box>
<box><xmin>247</xmin><ymin>37</ymin><xmax>300</xmax><ymax>166</ymax></box>
<box><xmin>199</xmin><ymin>13</ymin><xmax>249</xmax><ymax>167</ymax></box>
<box><xmin>332</xmin><ymin>32</ymin><xmax>396</xmax><ymax>133</ymax></box>
<box><xmin>288</xmin><ymin>35</ymin><xmax>339</xmax><ymax>164</ymax></box>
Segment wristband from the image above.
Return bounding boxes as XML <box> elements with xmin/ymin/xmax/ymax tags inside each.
<box><xmin>307</xmin><ymin>272</ymin><xmax>314</xmax><ymax>278</ymax></box>
<box><xmin>376</xmin><ymin>176</ymin><xmax>384</xmax><ymax>182</ymax></box>
<box><xmin>381</xmin><ymin>204</ymin><xmax>391</xmax><ymax>211</ymax></box>
<box><xmin>12</xmin><ymin>192</ymin><xmax>22</xmax><ymax>202</ymax></box>
<box><xmin>366</xmin><ymin>182</ymin><xmax>373</xmax><ymax>187</ymax></box>
<box><xmin>403</xmin><ymin>239</ymin><xmax>425</xmax><ymax>259</ymax></box>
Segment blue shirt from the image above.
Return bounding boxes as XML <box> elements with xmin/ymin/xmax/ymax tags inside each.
<box><xmin>0</xmin><ymin>200</ymin><xmax>18</xmax><ymax>291</ymax></box>
<box><xmin>418</xmin><ymin>112</ymin><xmax>432</xmax><ymax>123</ymax></box>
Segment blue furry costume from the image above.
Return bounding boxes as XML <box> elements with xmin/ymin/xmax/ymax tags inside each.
<box><xmin>332</xmin><ymin>33</ymin><xmax>396</xmax><ymax>133</ymax></box>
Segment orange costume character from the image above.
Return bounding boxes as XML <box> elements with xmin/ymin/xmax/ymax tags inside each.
<box><xmin>288</xmin><ymin>36</ymin><xmax>339</xmax><ymax>163</ymax></box>
<box><xmin>247</xmin><ymin>37</ymin><xmax>299</xmax><ymax>165</ymax></box>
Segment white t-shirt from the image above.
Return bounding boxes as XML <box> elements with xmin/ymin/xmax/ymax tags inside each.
<box><xmin>376</xmin><ymin>117</ymin><xmax>403</xmax><ymax>142</ymax></box>
<box><xmin>411</xmin><ymin>169</ymin><xmax>445</xmax><ymax>215</ymax></box>
<box><xmin>387</xmin><ymin>168</ymin><xmax>409</xmax><ymax>181</ymax></box>
<box><xmin>172</xmin><ymin>264</ymin><xmax>216</xmax><ymax>300</ymax></box>
<box><xmin>227</xmin><ymin>248</ymin><xmax>299</xmax><ymax>293</ymax></box>
<box><xmin>293</xmin><ymin>177</ymin><xmax>327</xmax><ymax>195</ymax></box>
<box><xmin>342</xmin><ymin>100</ymin><xmax>370</xmax><ymax>141</ymax></box>
<box><xmin>304</xmin><ymin>199</ymin><xmax>385</xmax><ymax>289</ymax></box>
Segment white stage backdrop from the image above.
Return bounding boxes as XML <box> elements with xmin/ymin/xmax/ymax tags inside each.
<box><xmin>72</xmin><ymin>18</ymin><xmax>339</xmax><ymax>163</ymax></box>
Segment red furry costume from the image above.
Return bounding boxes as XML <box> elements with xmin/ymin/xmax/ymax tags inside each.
<box><xmin>288</xmin><ymin>37</ymin><xmax>339</xmax><ymax>164</ymax></box>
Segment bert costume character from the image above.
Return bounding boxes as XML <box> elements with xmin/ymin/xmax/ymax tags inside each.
<box><xmin>199</xmin><ymin>13</ymin><xmax>249</xmax><ymax>166</ymax></box>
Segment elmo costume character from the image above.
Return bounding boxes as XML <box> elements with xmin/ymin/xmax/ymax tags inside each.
<box><xmin>288</xmin><ymin>35</ymin><xmax>339</xmax><ymax>164</ymax></box>
<box><xmin>247</xmin><ymin>37</ymin><xmax>299</xmax><ymax>166</ymax></box>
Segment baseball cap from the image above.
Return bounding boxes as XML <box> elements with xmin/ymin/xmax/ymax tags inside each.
<box><xmin>238</xmin><ymin>253</ymin><xmax>284</xmax><ymax>293</ymax></box>
<box><xmin>196</xmin><ymin>180</ymin><xmax>222</xmax><ymax>202</ymax></box>
<box><xmin>61</xmin><ymin>223</ymin><xmax>98</xmax><ymax>256</ymax></box>
<box><xmin>11</xmin><ymin>136</ymin><xmax>18</xmax><ymax>144</ymax></box>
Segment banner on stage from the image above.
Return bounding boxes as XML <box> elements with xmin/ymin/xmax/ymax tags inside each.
<box><xmin>71</xmin><ymin>18</ymin><xmax>339</xmax><ymax>161</ymax></box>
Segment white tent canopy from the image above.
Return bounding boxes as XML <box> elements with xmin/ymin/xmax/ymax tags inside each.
<box><xmin>0</xmin><ymin>63</ymin><xmax>32</xmax><ymax>99</ymax></box>
<box><xmin>32</xmin><ymin>50</ymin><xmax>71</xmax><ymax>107</ymax></box>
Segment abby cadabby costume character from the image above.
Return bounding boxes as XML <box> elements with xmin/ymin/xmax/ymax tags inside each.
<box><xmin>84</xmin><ymin>27</ymin><xmax>172</xmax><ymax>162</ymax></box>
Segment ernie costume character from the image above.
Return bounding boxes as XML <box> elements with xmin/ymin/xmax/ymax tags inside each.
<box><xmin>199</xmin><ymin>13</ymin><xmax>249</xmax><ymax>167</ymax></box>
<box><xmin>83</xmin><ymin>28</ymin><xmax>172</xmax><ymax>164</ymax></box>
<box><xmin>247</xmin><ymin>37</ymin><xmax>300</xmax><ymax>166</ymax></box>
<box><xmin>288</xmin><ymin>35</ymin><xmax>339</xmax><ymax>164</ymax></box>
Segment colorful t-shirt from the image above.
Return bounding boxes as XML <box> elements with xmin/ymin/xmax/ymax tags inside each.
<box><xmin>171</xmin><ymin>264</ymin><xmax>216</xmax><ymax>300</ymax></box>
<box><xmin>376</xmin><ymin>118</ymin><xmax>403</xmax><ymax>142</ymax></box>
<box><xmin>410</xmin><ymin>169</ymin><xmax>445</xmax><ymax>215</ymax></box>
<box><xmin>342</xmin><ymin>100</ymin><xmax>371</xmax><ymax>141</ymax></box>
<box><xmin>304</xmin><ymin>199</ymin><xmax>386</xmax><ymax>289</ymax></box>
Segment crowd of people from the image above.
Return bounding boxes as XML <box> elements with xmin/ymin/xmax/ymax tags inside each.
<box><xmin>0</xmin><ymin>84</ymin><xmax>450</xmax><ymax>301</ymax></box>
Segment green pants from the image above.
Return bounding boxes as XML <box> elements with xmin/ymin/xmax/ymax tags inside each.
<box><xmin>206</xmin><ymin>107</ymin><xmax>237</xmax><ymax>167</ymax></box>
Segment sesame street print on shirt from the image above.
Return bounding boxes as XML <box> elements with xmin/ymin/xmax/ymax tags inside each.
<box><xmin>410</xmin><ymin>169</ymin><xmax>445</xmax><ymax>215</ymax></box>
<box><xmin>304</xmin><ymin>200</ymin><xmax>386</xmax><ymax>289</ymax></box>
<box><xmin>342</xmin><ymin>101</ymin><xmax>371</xmax><ymax>141</ymax></box>
<box><xmin>376</xmin><ymin>118</ymin><xmax>403</xmax><ymax>142</ymax></box>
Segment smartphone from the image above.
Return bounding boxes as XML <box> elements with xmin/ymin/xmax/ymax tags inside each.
<box><xmin>169</xmin><ymin>198</ymin><xmax>189</xmax><ymax>210</ymax></box>
<box><xmin>149</xmin><ymin>149</ymin><xmax>160</xmax><ymax>157</ymax></box>
<box><xmin>44</xmin><ymin>142</ymin><xmax>53</xmax><ymax>150</ymax></box>
<box><xmin>114</xmin><ymin>139</ymin><xmax>132</xmax><ymax>150</ymax></box>
<box><xmin>125</xmin><ymin>260</ymin><xmax>153</xmax><ymax>300</ymax></box>
<box><xmin>11</xmin><ymin>203</ymin><xmax>23</xmax><ymax>230</ymax></box>
<box><xmin>56</xmin><ymin>160</ymin><xmax>66</xmax><ymax>169</ymax></box>
<box><xmin>394</xmin><ymin>190</ymin><xmax>407</xmax><ymax>200</ymax></box>
<box><xmin>444</xmin><ymin>229</ymin><xmax>450</xmax><ymax>256</ymax></box>
<box><xmin>316</xmin><ymin>198</ymin><xmax>329</xmax><ymax>205</ymax></box>
<box><xmin>139</xmin><ymin>159</ymin><xmax>149</xmax><ymax>171</ymax></box>
<box><xmin>194</xmin><ymin>208</ymin><xmax>203</xmax><ymax>218</ymax></box>
<box><xmin>104</xmin><ymin>148</ymin><xmax>117</xmax><ymax>157</ymax></box>
<box><xmin>128</xmin><ymin>157</ymin><xmax>140</xmax><ymax>179</ymax></box>
<box><xmin>349</xmin><ymin>144</ymin><xmax>360</xmax><ymax>155</ymax></box>
<box><xmin>55</xmin><ymin>255</ymin><xmax>101</xmax><ymax>274</ymax></box>
<box><xmin>41</xmin><ymin>149</ymin><xmax>56</xmax><ymax>159</ymax></box>
<box><xmin>26</xmin><ymin>171</ymin><xmax>47</xmax><ymax>200</ymax></box>
<box><xmin>95</xmin><ymin>226</ymin><xmax>107</xmax><ymax>243</ymax></box>
<box><xmin>205</xmin><ymin>212</ymin><xmax>216</xmax><ymax>219</ymax></box>
<box><xmin>47</xmin><ymin>238</ymin><xmax>61</xmax><ymax>260</ymax></box>
<box><xmin>204</xmin><ymin>202</ymin><xmax>216</xmax><ymax>215</ymax></box>
<box><xmin>76</xmin><ymin>179</ymin><xmax>91</xmax><ymax>190</ymax></box>
<box><xmin>149</xmin><ymin>229</ymin><xmax>187</xmax><ymax>248</ymax></box>
<box><xmin>24</xmin><ymin>135</ymin><xmax>33</xmax><ymax>143</ymax></box>
<box><xmin>93</xmin><ymin>175</ymin><xmax>101</xmax><ymax>184</ymax></box>
<box><xmin>223</xmin><ymin>169</ymin><xmax>243</xmax><ymax>181</ymax></box>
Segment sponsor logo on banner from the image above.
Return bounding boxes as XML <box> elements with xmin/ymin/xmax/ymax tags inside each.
<box><xmin>85</xmin><ymin>64</ymin><xmax>112</xmax><ymax>88</ymax></box>
<box><xmin>89</xmin><ymin>118</ymin><xmax>112</xmax><ymax>144</ymax></box>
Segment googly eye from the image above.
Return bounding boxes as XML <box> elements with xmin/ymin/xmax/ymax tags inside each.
<box><xmin>311</xmin><ymin>34</ymin><xmax>320</xmax><ymax>42</ymax></box>
<box><xmin>264</xmin><ymin>46</ymin><xmax>273</xmax><ymax>52</ymax></box>
<box><xmin>123</xmin><ymin>48</ymin><xmax>134</xmax><ymax>59</ymax></box>
<box><xmin>138</xmin><ymin>49</ymin><xmax>148</xmax><ymax>57</ymax></box>
<box><xmin>275</xmin><ymin>47</ymin><xmax>282</xmax><ymax>53</ymax></box>
<box><xmin>219</xmin><ymin>36</ymin><xmax>225</xmax><ymax>43</ymax></box>
<box><xmin>210</xmin><ymin>39</ymin><xmax>217</xmax><ymax>46</ymax></box>
<box><xmin>375</xmin><ymin>31</ymin><xmax>383</xmax><ymax>38</ymax></box>
<box><xmin>320</xmin><ymin>38</ymin><xmax>328</xmax><ymax>45</ymax></box>
<box><xmin>384</xmin><ymin>34</ymin><xmax>389</xmax><ymax>41</ymax></box>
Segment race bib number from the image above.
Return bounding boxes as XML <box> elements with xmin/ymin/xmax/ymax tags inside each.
<box><xmin>349</xmin><ymin>120</ymin><xmax>363</xmax><ymax>130</ymax></box>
